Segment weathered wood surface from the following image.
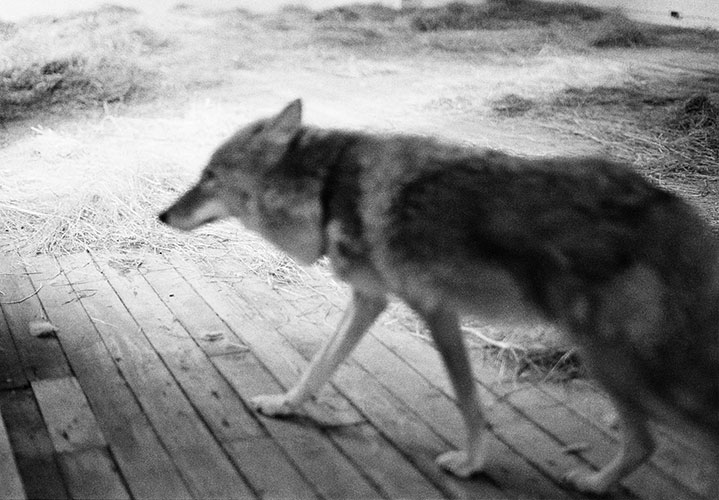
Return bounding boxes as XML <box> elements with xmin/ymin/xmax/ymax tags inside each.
<box><xmin>0</xmin><ymin>251</ymin><xmax>714</xmax><ymax>499</ymax></box>
<box><xmin>0</xmin><ymin>401</ymin><xmax>25</xmax><ymax>500</ymax></box>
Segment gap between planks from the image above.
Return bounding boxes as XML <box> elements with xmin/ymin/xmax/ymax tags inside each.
<box><xmin>5</xmin><ymin>254</ymin><xmax>712</xmax><ymax>498</ymax></box>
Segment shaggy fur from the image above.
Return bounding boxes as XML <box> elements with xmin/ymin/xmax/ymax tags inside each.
<box><xmin>160</xmin><ymin>99</ymin><xmax>719</xmax><ymax>495</ymax></box>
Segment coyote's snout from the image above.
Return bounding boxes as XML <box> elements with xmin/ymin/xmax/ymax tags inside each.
<box><xmin>158</xmin><ymin>184</ymin><xmax>228</xmax><ymax>231</ymax></box>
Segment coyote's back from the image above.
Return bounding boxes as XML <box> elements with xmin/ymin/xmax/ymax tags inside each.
<box><xmin>351</xmin><ymin>136</ymin><xmax>719</xmax><ymax>445</ymax></box>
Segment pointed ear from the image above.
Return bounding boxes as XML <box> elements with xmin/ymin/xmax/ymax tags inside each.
<box><xmin>267</xmin><ymin>99</ymin><xmax>302</xmax><ymax>142</ymax></box>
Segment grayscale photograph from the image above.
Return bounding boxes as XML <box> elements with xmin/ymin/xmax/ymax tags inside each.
<box><xmin>1</xmin><ymin>1</ymin><xmax>717</xmax><ymax>499</ymax></box>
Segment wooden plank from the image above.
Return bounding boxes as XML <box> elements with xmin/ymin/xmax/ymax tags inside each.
<box><xmin>93</xmin><ymin>254</ymin><xmax>263</xmax><ymax>443</ymax></box>
<box><xmin>0</xmin><ymin>404</ymin><xmax>26</xmax><ymax>499</ymax></box>
<box><xmin>275</xmin><ymin>314</ymin><xmax>581</xmax><ymax>500</ymax></box>
<box><xmin>0</xmin><ymin>308</ymin><xmax>26</xmax><ymax>390</ymax></box>
<box><xmin>506</xmin><ymin>386</ymin><xmax>708</xmax><ymax>500</ymax></box>
<box><xmin>224</xmin><ymin>438</ymin><xmax>319</xmax><ymax>500</ymax></box>
<box><xmin>57</xmin><ymin>252</ymin><xmax>255</xmax><ymax>499</ymax></box>
<box><xmin>0</xmin><ymin>388</ymin><xmax>69</xmax><ymax>500</ymax></box>
<box><xmin>32</xmin><ymin>377</ymin><xmax>106</xmax><ymax>453</ymax></box>
<box><xmin>207</xmin><ymin>256</ymin><xmax>580</xmax><ymax>500</ymax></box>
<box><xmin>94</xmin><ymin>256</ymin><xmax>328</xmax><ymax>499</ymax></box>
<box><xmin>214</xmin><ymin>351</ymin><xmax>385</xmax><ymax>500</ymax></box>
<box><xmin>138</xmin><ymin>255</ymin><xmax>385</xmax><ymax>499</ymax></box>
<box><xmin>58</xmin><ymin>448</ymin><xmax>131</xmax><ymax>500</ymax></box>
<box><xmin>32</xmin><ymin>379</ymin><xmax>130</xmax><ymax>500</ymax></box>
<box><xmin>0</xmin><ymin>259</ymin><xmax>71</xmax><ymax>382</ymax></box>
<box><xmin>124</xmin><ymin>259</ymin><xmax>250</xmax><ymax>357</ymax></box>
<box><xmin>292</xmin><ymin>262</ymin><xmax>708</xmax><ymax>499</ymax></box>
<box><xmin>170</xmin><ymin>255</ymin><xmax>506</xmax><ymax>500</ymax></box>
<box><xmin>158</xmin><ymin>261</ymin><xmax>363</xmax><ymax>422</ymax></box>
<box><xmin>270</xmin><ymin>270</ymin><xmax>601</xmax><ymax>497</ymax></box>
<box><xmin>25</xmin><ymin>254</ymin><xmax>193</xmax><ymax>500</ymax></box>
<box><xmin>360</xmin><ymin>307</ymin><xmax>689</xmax><ymax>500</ymax></box>
<box><xmin>326</xmin><ymin>354</ymin><xmax>532</xmax><ymax>499</ymax></box>
<box><xmin>539</xmin><ymin>381</ymin><xmax>715</xmax><ymax>499</ymax></box>
<box><xmin>355</xmin><ymin>320</ymin><xmax>604</xmax><ymax>498</ymax></box>
<box><xmin>326</xmin><ymin>423</ymin><xmax>449</xmax><ymax>500</ymax></box>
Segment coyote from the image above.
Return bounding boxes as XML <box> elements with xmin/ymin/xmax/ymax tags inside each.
<box><xmin>159</xmin><ymin>99</ymin><xmax>719</xmax><ymax>495</ymax></box>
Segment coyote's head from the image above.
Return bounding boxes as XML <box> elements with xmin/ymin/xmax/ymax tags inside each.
<box><xmin>159</xmin><ymin>99</ymin><xmax>324</xmax><ymax>264</ymax></box>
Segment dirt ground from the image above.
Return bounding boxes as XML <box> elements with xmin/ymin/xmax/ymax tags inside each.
<box><xmin>1</xmin><ymin>4</ymin><xmax>718</xmax><ymax>355</ymax></box>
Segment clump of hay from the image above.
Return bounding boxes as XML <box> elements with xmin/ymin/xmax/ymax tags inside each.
<box><xmin>550</xmin><ymin>84</ymin><xmax>674</xmax><ymax>108</ymax></box>
<box><xmin>314</xmin><ymin>4</ymin><xmax>401</xmax><ymax>23</ymax></box>
<box><xmin>491</xmin><ymin>93</ymin><xmax>536</xmax><ymax>116</ymax></box>
<box><xmin>0</xmin><ymin>55</ymin><xmax>154</xmax><ymax>121</ymax></box>
<box><xmin>665</xmin><ymin>93</ymin><xmax>719</xmax><ymax>173</ymax></box>
<box><xmin>673</xmin><ymin>93</ymin><xmax>719</xmax><ymax>130</ymax></box>
<box><xmin>508</xmin><ymin>76</ymin><xmax>719</xmax><ymax>177</ymax></box>
<box><xmin>310</xmin><ymin>3</ymin><xmax>397</xmax><ymax>48</ymax></box>
<box><xmin>0</xmin><ymin>172</ymin><xmax>214</xmax><ymax>257</ymax></box>
<box><xmin>586</xmin><ymin>12</ymin><xmax>648</xmax><ymax>48</ymax></box>
<box><xmin>463</xmin><ymin>322</ymin><xmax>582</xmax><ymax>381</ymax></box>
<box><xmin>410</xmin><ymin>0</ymin><xmax>604</xmax><ymax>32</ymax></box>
<box><xmin>315</xmin><ymin>6</ymin><xmax>362</xmax><ymax>23</ymax></box>
<box><xmin>0</xmin><ymin>7</ymin><xmax>166</xmax><ymax>122</ymax></box>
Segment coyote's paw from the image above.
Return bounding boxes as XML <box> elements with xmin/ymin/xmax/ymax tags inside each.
<box><xmin>436</xmin><ymin>450</ymin><xmax>486</xmax><ymax>478</ymax></box>
<box><xmin>250</xmin><ymin>394</ymin><xmax>298</xmax><ymax>417</ymax></box>
<box><xmin>562</xmin><ymin>467</ymin><xmax>613</xmax><ymax>495</ymax></box>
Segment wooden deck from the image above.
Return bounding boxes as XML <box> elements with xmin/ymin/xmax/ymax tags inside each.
<box><xmin>0</xmin><ymin>251</ymin><xmax>713</xmax><ymax>500</ymax></box>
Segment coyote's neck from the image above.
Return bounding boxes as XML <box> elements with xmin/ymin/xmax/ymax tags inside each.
<box><xmin>289</xmin><ymin>127</ymin><xmax>363</xmax><ymax>172</ymax></box>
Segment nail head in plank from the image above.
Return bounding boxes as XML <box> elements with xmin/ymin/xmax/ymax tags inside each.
<box><xmin>59</xmin><ymin>252</ymin><xmax>254</xmax><ymax>499</ymax></box>
<box><xmin>164</xmin><ymin>256</ymin><xmax>447</xmax><ymax>497</ymax></box>
<box><xmin>32</xmin><ymin>377</ymin><xmax>106</xmax><ymax>453</ymax></box>
<box><xmin>137</xmin><ymin>254</ymin><xmax>250</xmax><ymax>357</ymax></box>
<box><xmin>26</xmin><ymin>253</ymin><xmax>194</xmax><ymax>500</ymax></box>
<box><xmin>172</xmin><ymin>256</ymin><xmax>506</xmax><ymax>499</ymax></box>
<box><xmin>166</xmin><ymin>255</ymin><xmax>364</xmax><ymax>424</ymax></box>
<box><xmin>0</xmin><ymin>388</ymin><xmax>69</xmax><ymax>500</ymax></box>
<box><xmin>224</xmin><ymin>258</ymin><xmax>576</xmax><ymax>499</ymax></box>
<box><xmin>93</xmin><ymin>254</ymin><xmax>263</xmax><ymax>442</ymax></box>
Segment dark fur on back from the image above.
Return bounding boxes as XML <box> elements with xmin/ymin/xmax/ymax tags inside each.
<box><xmin>278</xmin><ymin>126</ymin><xmax>719</xmax><ymax>437</ymax></box>
<box><xmin>160</xmin><ymin>101</ymin><xmax>719</xmax><ymax>492</ymax></box>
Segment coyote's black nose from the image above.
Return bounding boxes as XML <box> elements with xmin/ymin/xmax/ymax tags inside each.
<box><xmin>158</xmin><ymin>211</ymin><xmax>168</xmax><ymax>224</ymax></box>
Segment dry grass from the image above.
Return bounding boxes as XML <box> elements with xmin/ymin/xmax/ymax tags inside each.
<box><xmin>409</xmin><ymin>0</ymin><xmax>603</xmax><ymax>32</ymax></box>
<box><xmin>305</xmin><ymin>1</ymin><xmax>719</xmax><ymax>56</ymax></box>
<box><xmin>667</xmin><ymin>93</ymin><xmax>719</xmax><ymax>165</ymax></box>
<box><xmin>2</xmin><ymin>170</ymin><xmax>204</xmax><ymax>257</ymax></box>
<box><xmin>585</xmin><ymin>11</ymin><xmax>649</xmax><ymax>47</ymax></box>
<box><xmin>3</xmin><ymin>3</ymin><xmax>718</xmax><ymax>379</ymax></box>
<box><xmin>313</xmin><ymin>3</ymin><xmax>401</xmax><ymax>23</ymax></box>
<box><xmin>491</xmin><ymin>93</ymin><xmax>536</xmax><ymax>116</ymax></box>
<box><xmin>491</xmin><ymin>74</ymin><xmax>719</xmax><ymax>177</ymax></box>
<box><xmin>0</xmin><ymin>5</ymin><xmax>166</xmax><ymax>122</ymax></box>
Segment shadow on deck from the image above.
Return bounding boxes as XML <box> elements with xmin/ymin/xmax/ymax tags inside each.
<box><xmin>0</xmin><ymin>251</ymin><xmax>713</xmax><ymax>499</ymax></box>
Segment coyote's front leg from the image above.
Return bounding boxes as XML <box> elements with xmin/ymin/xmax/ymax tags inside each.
<box><xmin>251</xmin><ymin>290</ymin><xmax>387</xmax><ymax>416</ymax></box>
